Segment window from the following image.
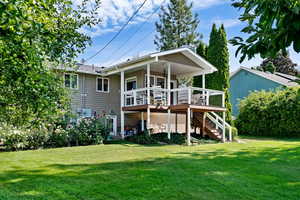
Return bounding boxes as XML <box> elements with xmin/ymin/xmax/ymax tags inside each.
<box><xmin>97</xmin><ymin>77</ymin><xmax>109</xmax><ymax>92</ymax></box>
<box><xmin>125</xmin><ymin>77</ymin><xmax>137</xmax><ymax>91</ymax></box>
<box><xmin>156</xmin><ymin>77</ymin><xmax>165</xmax><ymax>88</ymax></box>
<box><xmin>64</xmin><ymin>73</ymin><xmax>78</xmax><ymax>89</ymax></box>
<box><xmin>144</xmin><ymin>75</ymin><xmax>165</xmax><ymax>88</ymax></box>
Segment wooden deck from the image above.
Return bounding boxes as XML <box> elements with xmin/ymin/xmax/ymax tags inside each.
<box><xmin>122</xmin><ymin>104</ymin><xmax>226</xmax><ymax>113</ymax></box>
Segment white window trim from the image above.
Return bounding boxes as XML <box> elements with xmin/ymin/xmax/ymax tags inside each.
<box><xmin>96</xmin><ymin>77</ymin><xmax>110</xmax><ymax>93</ymax></box>
<box><xmin>144</xmin><ymin>74</ymin><xmax>166</xmax><ymax>88</ymax></box>
<box><xmin>64</xmin><ymin>73</ymin><xmax>79</xmax><ymax>90</ymax></box>
<box><xmin>125</xmin><ymin>76</ymin><xmax>137</xmax><ymax>91</ymax></box>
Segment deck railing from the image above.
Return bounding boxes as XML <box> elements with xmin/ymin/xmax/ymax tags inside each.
<box><xmin>123</xmin><ymin>87</ymin><xmax>224</xmax><ymax>107</ymax></box>
<box><xmin>170</xmin><ymin>87</ymin><xmax>224</xmax><ymax>107</ymax></box>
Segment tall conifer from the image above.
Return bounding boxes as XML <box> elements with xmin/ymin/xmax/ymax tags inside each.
<box><xmin>206</xmin><ymin>24</ymin><xmax>232</xmax><ymax>123</ymax></box>
<box><xmin>154</xmin><ymin>0</ymin><xmax>200</xmax><ymax>50</ymax></box>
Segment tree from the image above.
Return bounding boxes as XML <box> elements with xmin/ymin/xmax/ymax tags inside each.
<box><xmin>230</xmin><ymin>0</ymin><xmax>300</xmax><ymax>62</ymax></box>
<box><xmin>257</xmin><ymin>52</ymin><xmax>298</xmax><ymax>75</ymax></box>
<box><xmin>197</xmin><ymin>41</ymin><xmax>208</xmax><ymax>59</ymax></box>
<box><xmin>262</xmin><ymin>62</ymin><xmax>276</xmax><ymax>74</ymax></box>
<box><xmin>0</xmin><ymin>0</ymin><xmax>101</xmax><ymax>127</ymax></box>
<box><xmin>193</xmin><ymin>41</ymin><xmax>208</xmax><ymax>88</ymax></box>
<box><xmin>206</xmin><ymin>24</ymin><xmax>232</xmax><ymax>123</ymax></box>
<box><xmin>154</xmin><ymin>0</ymin><xmax>200</xmax><ymax>51</ymax></box>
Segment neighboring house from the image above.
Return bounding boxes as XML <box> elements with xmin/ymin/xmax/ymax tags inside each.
<box><xmin>59</xmin><ymin>48</ymin><xmax>233</xmax><ymax>145</ymax></box>
<box><xmin>230</xmin><ymin>67</ymin><xmax>299</xmax><ymax>116</ymax></box>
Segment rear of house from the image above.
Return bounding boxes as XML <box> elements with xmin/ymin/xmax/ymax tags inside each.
<box><xmin>60</xmin><ymin>48</ymin><xmax>233</xmax><ymax>145</ymax></box>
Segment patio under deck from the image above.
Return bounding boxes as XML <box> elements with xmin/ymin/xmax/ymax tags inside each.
<box><xmin>122</xmin><ymin>104</ymin><xmax>226</xmax><ymax>113</ymax></box>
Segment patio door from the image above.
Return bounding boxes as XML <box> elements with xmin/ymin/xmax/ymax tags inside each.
<box><xmin>170</xmin><ymin>81</ymin><xmax>177</xmax><ymax>105</ymax></box>
<box><xmin>125</xmin><ymin>77</ymin><xmax>137</xmax><ymax>106</ymax></box>
<box><xmin>106</xmin><ymin>115</ymin><xmax>117</xmax><ymax>136</ymax></box>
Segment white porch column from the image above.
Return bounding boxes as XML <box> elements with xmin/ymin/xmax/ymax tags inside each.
<box><xmin>202</xmin><ymin>74</ymin><xmax>208</xmax><ymax>105</ymax></box>
<box><xmin>147</xmin><ymin>64</ymin><xmax>151</xmax><ymax>134</ymax></box>
<box><xmin>167</xmin><ymin>63</ymin><xmax>171</xmax><ymax>139</ymax></box>
<box><xmin>222</xmin><ymin>93</ymin><xmax>226</xmax><ymax>143</ymax></box>
<box><xmin>187</xmin><ymin>107</ymin><xmax>191</xmax><ymax>146</ymax></box>
<box><xmin>120</xmin><ymin>71</ymin><xmax>125</xmax><ymax>138</ymax></box>
<box><xmin>147</xmin><ymin>107</ymin><xmax>150</xmax><ymax>135</ymax></box>
<box><xmin>141</xmin><ymin>112</ymin><xmax>144</xmax><ymax>132</ymax></box>
<box><xmin>147</xmin><ymin>64</ymin><xmax>150</xmax><ymax>105</ymax></box>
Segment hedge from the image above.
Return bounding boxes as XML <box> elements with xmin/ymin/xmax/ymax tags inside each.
<box><xmin>236</xmin><ymin>86</ymin><xmax>300</xmax><ymax>137</ymax></box>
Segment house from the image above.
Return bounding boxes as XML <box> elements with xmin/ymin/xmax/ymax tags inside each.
<box><xmin>60</xmin><ymin>48</ymin><xmax>233</xmax><ymax>145</ymax></box>
<box><xmin>230</xmin><ymin>67</ymin><xmax>299</xmax><ymax>116</ymax></box>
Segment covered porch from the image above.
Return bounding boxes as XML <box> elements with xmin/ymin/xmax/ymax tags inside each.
<box><xmin>103</xmin><ymin>48</ymin><xmax>231</xmax><ymax>145</ymax></box>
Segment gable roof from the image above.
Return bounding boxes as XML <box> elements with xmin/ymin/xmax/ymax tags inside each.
<box><xmin>230</xmin><ymin>67</ymin><xmax>299</xmax><ymax>87</ymax></box>
<box><xmin>58</xmin><ymin>48</ymin><xmax>218</xmax><ymax>76</ymax></box>
<box><xmin>101</xmin><ymin>47</ymin><xmax>217</xmax><ymax>75</ymax></box>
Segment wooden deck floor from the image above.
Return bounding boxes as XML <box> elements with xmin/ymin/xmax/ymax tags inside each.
<box><xmin>122</xmin><ymin>104</ymin><xmax>226</xmax><ymax>113</ymax></box>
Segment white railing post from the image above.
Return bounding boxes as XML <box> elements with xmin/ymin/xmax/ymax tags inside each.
<box><xmin>147</xmin><ymin>64</ymin><xmax>150</xmax><ymax>105</ymax></box>
<box><xmin>202</xmin><ymin>74</ymin><xmax>205</xmax><ymax>89</ymax></box>
<box><xmin>141</xmin><ymin>112</ymin><xmax>144</xmax><ymax>132</ymax></box>
<box><xmin>187</xmin><ymin>107</ymin><xmax>191</xmax><ymax>146</ymax></box>
<box><xmin>188</xmin><ymin>87</ymin><xmax>191</xmax><ymax>104</ymax></box>
<box><xmin>133</xmin><ymin>90</ymin><xmax>137</xmax><ymax>106</ymax></box>
<box><xmin>206</xmin><ymin>91</ymin><xmax>210</xmax><ymax>106</ymax></box>
<box><xmin>229</xmin><ymin>127</ymin><xmax>232</xmax><ymax>142</ymax></box>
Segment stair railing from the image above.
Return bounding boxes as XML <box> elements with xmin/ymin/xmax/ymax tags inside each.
<box><xmin>206</xmin><ymin>112</ymin><xmax>232</xmax><ymax>141</ymax></box>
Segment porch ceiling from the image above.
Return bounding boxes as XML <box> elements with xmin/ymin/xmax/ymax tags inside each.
<box><xmin>122</xmin><ymin>61</ymin><xmax>204</xmax><ymax>76</ymax></box>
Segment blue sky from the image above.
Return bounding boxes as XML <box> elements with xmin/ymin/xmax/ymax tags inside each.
<box><xmin>77</xmin><ymin>0</ymin><xmax>300</xmax><ymax>72</ymax></box>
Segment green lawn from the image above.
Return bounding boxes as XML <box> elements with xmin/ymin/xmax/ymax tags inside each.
<box><xmin>0</xmin><ymin>138</ymin><xmax>300</xmax><ymax>200</ymax></box>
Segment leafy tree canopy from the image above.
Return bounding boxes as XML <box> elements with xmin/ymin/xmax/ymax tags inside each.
<box><xmin>155</xmin><ymin>0</ymin><xmax>200</xmax><ymax>50</ymax></box>
<box><xmin>257</xmin><ymin>52</ymin><xmax>298</xmax><ymax>75</ymax></box>
<box><xmin>0</xmin><ymin>0</ymin><xmax>100</xmax><ymax>127</ymax></box>
<box><xmin>230</xmin><ymin>0</ymin><xmax>300</xmax><ymax>62</ymax></box>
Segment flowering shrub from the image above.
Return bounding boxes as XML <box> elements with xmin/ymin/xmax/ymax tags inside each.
<box><xmin>0</xmin><ymin>118</ymin><xmax>109</xmax><ymax>151</ymax></box>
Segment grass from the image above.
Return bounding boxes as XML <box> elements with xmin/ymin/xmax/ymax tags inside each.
<box><xmin>0</xmin><ymin>137</ymin><xmax>300</xmax><ymax>200</ymax></box>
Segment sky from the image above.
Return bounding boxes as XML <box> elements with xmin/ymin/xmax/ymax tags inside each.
<box><xmin>77</xmin><ymin>0</ymin><xmax>300</xmax><ymax>72</ymax></box>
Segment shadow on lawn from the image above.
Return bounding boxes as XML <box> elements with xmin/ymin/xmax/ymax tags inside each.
<box><xmin>1</xmin><ymin>145</ymin><xmax>300</xmax><ymax>200</ymax></box>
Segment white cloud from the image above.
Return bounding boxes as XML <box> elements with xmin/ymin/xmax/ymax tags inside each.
<box><xmin>76</xmin><ymin>0</ymin><xmax>229</xmax><ymax>37</ymax></box>
<box><xmin>192</xmin><ymin>0</ymin><xmax>228</xmax><ymax>9</ymax></box>
<box><xmin>212</xmin><ymin>18</ymin><xmax>241</xmax><ymax>28</ymax></box>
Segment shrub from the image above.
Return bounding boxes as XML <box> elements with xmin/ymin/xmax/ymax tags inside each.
<box><xmin>225</xmin><ymin>126</ymin><xmax>238</xmax><ymax>140</ymax></box>
<box><xmin>126</xmin><ymin>130</ymin><xmax>157</xmax><ymax>145</ymax></box>
<box><xmin>169</xmin><ymin>133</ymin><xmax>186</xmax><ymax>144</ymax></box>
<box><xmin>127</xmin><ymin>132</ymin><xmax>186</xmax><ymax>145</ymax></box>
<box><xmin>46</xmin><ymin>127</ymin><xmax>69</xmax><ymax>148</ymax></box>
<box><xmin>151</xmin><ymin>133</ymin><xmax>171</xmax><ymax>144</ymax></box>
<box><xmin>236</xmin><ymin>86</ymin><xmax>300</xmax><ymax>137</ymax></box>
<box><xmin>0</xmin><ymin>117</ymin><xmax>109</xmax><ymax>151</ymax></box>
<box><xmin>1</xmin><ymin>130</ymin><xmax>28</xmax><ymax>151</ymax></box>
<box><xmin>26</xmin><ymin>129</ymin><xmax>49</xmax><ymax>149</ymax></box>
<box><xmin>68</xmin><ymin>118</ymin><xmax>108</xmax><ymax>146</ymax></box>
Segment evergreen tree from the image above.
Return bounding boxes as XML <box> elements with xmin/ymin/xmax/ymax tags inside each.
<box><xmin>197</xmin><ymin>41</ymin><xmax>208</xmax><ymax>59</ymax></box>
<box><xmin>193</xmin><ymin>41</ymin><xmax>208</xmax><ymax>88</ymax></box>
<box><xmin>154</xmin><ymin>0</ymin><xmax>200</xmax><ymax>50</ymax></box>
<box><xmin>258</xmin><ymin>51</ymin><xmax>298</xmax><ymax>75</ymax></box>
<box><xmin>206</xmin><ymin>24</ymin><xmax>232</xmax><ymax>123</ymax></box>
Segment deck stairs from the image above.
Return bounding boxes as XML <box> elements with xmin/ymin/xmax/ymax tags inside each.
<box><xmin>192</xmin><ymin>112</ymin><xmax>232</xmax><ymax>142</ymax></box>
